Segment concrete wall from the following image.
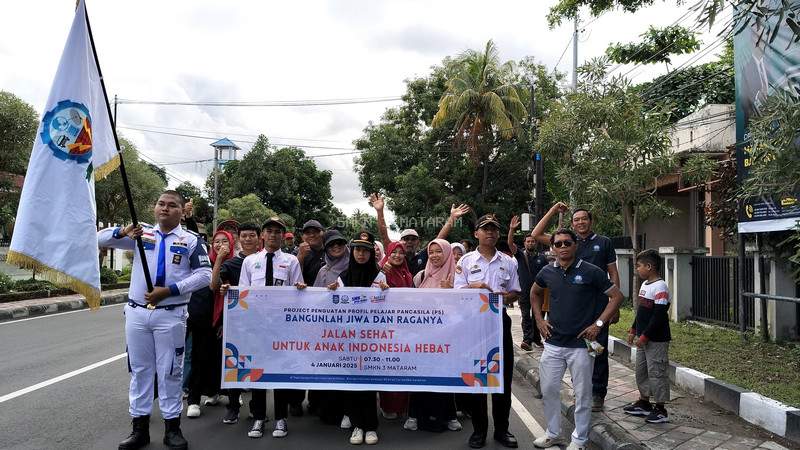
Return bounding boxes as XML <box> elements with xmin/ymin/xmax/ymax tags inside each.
<box><xmin>635</xmin><ymin>194</ymin><xmax>695</xmax><ymax>249</ymax></box>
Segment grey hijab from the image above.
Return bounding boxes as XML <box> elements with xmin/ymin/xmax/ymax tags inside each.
<box><xmin>313</xmin><ymin>246</ymin><xmax>350</xmax><ymax>287</ymax></box>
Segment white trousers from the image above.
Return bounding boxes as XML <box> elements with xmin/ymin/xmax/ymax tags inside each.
<box><xmin>539</xmin><ymin>343</ymin><xmax>594</xmax><ymax>447</ymax></box>
<box><xmin>124</xmin><ymin>303</ymin><xmax>188</xmax><ymax>419</ymax></box>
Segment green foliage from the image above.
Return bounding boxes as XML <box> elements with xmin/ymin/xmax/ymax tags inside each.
<box><xmin>118</xmin><ymin>265</ymin><xmax>132</xmax><ymax>282</ymax></box>
<box><xmin>778</xmin><ymin>225</ymin><xmax>800</xmax><ymax>282</ymax></box>
<box><xmin>547</xmin><ymin>0</ymin><xmax>659</xmax><ymax>28</ymax></box>
<box><xmin>0</xmin><ymin>91</ymin><xmax>38</xmax><ymax>175</ymax></box>
<box><xmin>217</xmin><ymin>194</ymin><xmax>277</xmax><ymax>228</ymax></box>
<box><xmin>205</xmin><ymin>136</ymin><xmax>339</xmax><ymax>226</ymax></box>
<box><xmin>606</xmin><ymin>25</ymin><xmax>700</xmax><ymax>65</ymax></box>
<box><xmin>95</xmin><ymin>136</ymin><xmax>167</xmax><ymax>225</ymax></box>
<box><xmin>333</xmin><ymin>209</ymin><xmax>380</xmax><ymax>239</ymax></box>
<box><xmin>698</xmin><ymin>0</ymin><xmax>800</xmax><ymax>49</ymax></box>
<box><xmin>13</xmin><ymin>278</ymin><xmax>56</xmax><ymax>292</ymax></box>
<box><xmin>174</xmin><ymin>181</ymin><xmax>212</xmax><ymax>224</ymax></box>
<box><xmin>100</xmin><ymin>266</ymin><xmax>118</xmax><ymax>285</ymax></box>
<box><xmin>355</xmin><ymin>45</ymin><xmax>566</xmax><ymax>241</ymax></box>
<box><xmin>0</xmin><ymin>272</ymin><xmax>13</xmax><ymax>294</ymax></box>
<box><xmin>536</xmin><ymin>58</ymin><xmax>675</xmax><ymax>250</ymax></box>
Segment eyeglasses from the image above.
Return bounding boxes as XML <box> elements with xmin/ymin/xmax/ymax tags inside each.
<box><xmin>553</xmin><ymin>240</ymin><xmax>574</xmax><ymax>248</ymax></box>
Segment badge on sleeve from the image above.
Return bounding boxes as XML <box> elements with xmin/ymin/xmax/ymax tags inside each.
<box><xmin>172</xmin><ymin>254</ymin><xmax>182</xmax><ymax>265</ymax></box>
<box><xmin>455</xmin><ymin>265</ymin><xmax>463</xmax><ymax>274</ymax></box>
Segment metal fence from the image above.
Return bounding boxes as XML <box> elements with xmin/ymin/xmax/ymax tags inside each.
<box><xmin>690</xmin><ymin>255</ymin><xmax>756</xmax><ymax>328</ymax></box>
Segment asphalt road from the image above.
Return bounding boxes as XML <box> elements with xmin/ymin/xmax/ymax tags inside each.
<box><xmin>0</xmin><ymin>304</ymin><xmax>584</xmax><ymax>450</ymax></box>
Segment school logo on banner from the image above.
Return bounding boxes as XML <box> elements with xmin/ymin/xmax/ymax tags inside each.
<box><xmin>41</xmin><ymin>100</ymin><xmax>93</xmax><ymax>164</ymax></box>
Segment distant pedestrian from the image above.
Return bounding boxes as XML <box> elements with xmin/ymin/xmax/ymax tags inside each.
<box><xmin>623</xmin><ymin>249</ymin><xmax>671</xmax><ymax>424</ymax></box>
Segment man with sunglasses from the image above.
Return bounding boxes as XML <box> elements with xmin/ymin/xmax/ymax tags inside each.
<box><xmin>530</xmin><ymin>229</ymin><xmax>624</xmax><ymax>450</ymax></box>
<box><xmin>531</xmin><ymin>202</ymin><xmax>620</xmax><ymax>412</ymax></box>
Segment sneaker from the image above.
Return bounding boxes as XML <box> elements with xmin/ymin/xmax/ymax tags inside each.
<box><xmin>272</xmin><ymin>419</ymin><xmax>288</xmax><ymax>438</ymax></box>
<box><xmin>591</xmin><ymin>395</ymin><xmax>604</xmax><ymax>412</ymax></box>
<box><xmin>645</xmin><ymin>406</ymin><xmax>669</xmax><ymax>424</ymax></box>
<box><xmin>381</xmin><ymin>410</ymin><xmax>398</xmax><ymax>420</ymax></box>
<box><xmin>520</xmin><ymin>341</ymin><xmax>532</xmax><ymax>351</ymax></box>
<box><xmin>349</xmin><ymin>427</ymin><xmax>364</xmax><ymax>445</ymax></box>
<box><xmin>248</xmin><ymin>419</ymin><xmax>265</xmax><ymax>438</ymax></box>
<box><xmin>204</xmin><ymin>394</ymin><xmax>221</xmax><ymax>406</ymax></box>
<box><xmin>566</xmin><ymin>442</ymin><xmax>587</xmax><ymax>450</ymax></box>
<box><xmin>340</xmin><ymin>415</ymin><xmax>352</xmax><ymax>429</ymax></box>
<box><xmin>222</xmin><ymin>408</ymin><xmax>239</xmax><ymax>424</ymax></box>
<box><xmin>186</xmin><ymin>404</ymin><xmax>201</xmax><ymax>418</ymax></box>
<box><xmin>623</xmin><ymin>399</ymin><xmax>653</xmax><ymax>417</ymax></box>
<box><xmin>447</xmin><ymin>419</ymin><xmax>462</xmax><ymax>431</ymax></box>
<box><xmin>533</xmin><ymin>435</ymin><xmax>564</xmax><ymax>448</ymax></box>
<box><xmin>403</xmin><ymin>417</ymin><xmax>418</xmax><ymax>431</ymax></box>
<box><xmin>365</xmin><ymin>431</ymin><xmax>378</xmax><ymax>445</ymax></box>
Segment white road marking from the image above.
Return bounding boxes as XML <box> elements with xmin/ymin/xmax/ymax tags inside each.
<box><xmin>511</xmin><ymin>393</ymin><xmax>560</xmax><ymax>449</ymax></box>
<box><xmin>0</xmin><ymin>302</ymin><xmax>124</xmax><ymax>325</ymax></box>
<box><xmin>0</xmin><ymin>353</ymin><xmax>127</xmax><ymax>404</ymax></box>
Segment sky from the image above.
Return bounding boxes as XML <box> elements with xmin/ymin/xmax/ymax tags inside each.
<box><xmin>0</xmin><ymin>0</ymin><xmax>730</xmax><ymax>228</ymax></box>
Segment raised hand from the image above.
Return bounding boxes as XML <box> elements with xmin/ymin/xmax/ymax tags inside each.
<box><xmin>369</xmin><ymin>193</ymin><xmax>385</xmax><ymax>211</ymax></box>
<box><xmin>450</xmin><ymin>203</ymin><xmax>470</xmax><ymax>219</ymax></box>
<box><xmin>510</xmin><ymin>215</ymin><xmax>520</xmax><ymax>230</ymax></box>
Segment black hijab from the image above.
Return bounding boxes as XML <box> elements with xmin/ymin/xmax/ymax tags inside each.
<box><xmin>339</xmin><ymin>245</ymin><xmax>380</xmax><ymax>288</ymax></box>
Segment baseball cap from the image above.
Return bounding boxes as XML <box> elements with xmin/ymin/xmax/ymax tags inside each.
<box><xmin>399</xmin><ymin>229</ymin><xmax>419</xmax><ymax>239</ymax></box>
<box><xmin>323</xmin><ymin>230</ymin><xmax>347</xmax><ymax>247</ymax></box>
<box><xmin>262</xmin><ymin>216</ymin><xmax>287</xmax><ymax>231</ymax></box>
<box><xmin>475</xmin><ymin>214</ymin><xmax>501</xmax><ymax>230</ymax></box>
<box><xmin>350</xmin><ymin>230</ymin><xmax>376</xmax><ymax>249</ymax></box>
<box><xmin>302</xmin><ymin>219</ymin><xmax>324</xmax><ymax>232</ymax></box>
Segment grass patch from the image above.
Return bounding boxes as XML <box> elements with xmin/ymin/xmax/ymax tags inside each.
<box><xmin>610</xmin><ymin>307</ymin><xmax>800</xmax><ymax>408</ymax></box>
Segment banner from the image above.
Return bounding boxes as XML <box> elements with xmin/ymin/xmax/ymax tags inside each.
<box><xmin>222</xmin><ymin>286</ymin><xmax>504</xmax><ymax>393</ymax></box>
<box><xmin>7</xmin><ymin>0</ymin><xmax>119</xmax><ymax>307</ymax></box>
<box><xmin>734</xmin><ymin>3</ymin><xmax>800</xmax><ymax>233</ymax></box>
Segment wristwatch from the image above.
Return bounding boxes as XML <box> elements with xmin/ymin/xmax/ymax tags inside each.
<box><xmin>595</xmin><ymin>319</ymin><xmax>604</xmax><ymax>328</ymax></box>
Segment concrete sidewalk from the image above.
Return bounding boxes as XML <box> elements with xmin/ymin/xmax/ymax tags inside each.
<box><xmin>0</xmin><ymin>288</ymin><xmax>128</xmax><ymax>321</ymax></box>
<box><xmin>507</xmin><ymin>307</ymin><xmax>795</xmax><ymax>450</ymax></box>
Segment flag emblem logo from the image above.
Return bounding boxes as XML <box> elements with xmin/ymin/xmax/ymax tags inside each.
<box><xmin>41</xmin><ymin>99</ymin><xmax>93</xmax><ymax>164</ymax></box>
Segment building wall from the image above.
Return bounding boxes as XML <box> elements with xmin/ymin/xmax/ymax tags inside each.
<box><xmin>635</xmin><ymin>194</ymin><xmax>695</xmax><ymax>250</ymax></box>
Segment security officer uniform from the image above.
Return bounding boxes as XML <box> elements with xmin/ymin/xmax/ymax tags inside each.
<box><xmin>454</xmin><ymin>214</ymin><xmax>521</xmax><ymax>449</ymax></box>
<box><xmin>98</xmin><ymin>222</ymin><xmax>211</xmax><ymax>450</ymax></box>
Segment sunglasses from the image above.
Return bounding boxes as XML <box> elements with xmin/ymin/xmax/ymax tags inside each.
<box><xmin>553</xmin><ymin>240</ymin><xmax>574</xmax><ymax>248</ymax></box>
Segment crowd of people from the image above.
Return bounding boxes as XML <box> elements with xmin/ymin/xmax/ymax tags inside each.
<box><xmin>100</xmin><ymin>190</ymin><xmax>672</xmax><ymax>450</ymax></box>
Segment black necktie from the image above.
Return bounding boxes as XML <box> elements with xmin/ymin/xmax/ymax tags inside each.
<box><xmin>265</xmin><ymin>253</ymin><xmax>274</xmax><ymax>286</ymax></box>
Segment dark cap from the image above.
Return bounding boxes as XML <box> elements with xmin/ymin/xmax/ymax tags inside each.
<box><xmin>350</xmin><ymin>230</ymin><xmax>376</xmax><ymax>249</ymax></box>
<box><xmin>216</xmin><ymin>219</ymin><xmax>240</xmax><ymax>233</ymax></box>
<box><xmin>302</xmin><ymin>219</ymin><xmax>324</xmax><ymax>232</ymax></box>
<box><xmin>323</xmin><ymin>229</ymin><xmax>347</xmax><ymax>247</ymax></box>
<box><xmin>262</xmin><ymin>216</ymin><xmax>287</xmax><ymax>231</ymax></box>
<box><xmin>475</xmin><ymin>213</ymin><xmax>501</xmax><ymax>230</ymax></box>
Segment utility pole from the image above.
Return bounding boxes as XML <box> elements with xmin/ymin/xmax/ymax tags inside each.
<box><xmin>572</xmin><ymin>14</ymin><xmax>579</xmax><ymax>90</ymax></box>
<box><xmin>529</xmin><ymin>78</ymin><xmax>544</xmax><ymax>223</ymax></box>
<box><xmin>213</xmin><ymin>146</ymin><xmax>219</xmax><ymax>231</ymax></box>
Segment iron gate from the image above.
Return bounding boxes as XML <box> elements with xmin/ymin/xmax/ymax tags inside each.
<box><xmin>690</xmin><ymin>256</ymin><xmax>756</xmax><ymax>328</ymax></box>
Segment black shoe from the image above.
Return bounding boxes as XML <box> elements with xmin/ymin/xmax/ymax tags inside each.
<box><xmin>289</xmin><ymin>403</ymin><xmax>304</xmax><ymax>417</ymax></box>
<box><xmin>623</xmin><ymin>399</ymin><xmax>653</xmax><ymax>417</ymax></box>
<box><xmin>163</xmin><ymin>418</ymin><xmax>188</xmax><ymax>450</ymax></box>
<box><xmin>645</xmin><ymin>405</ymin><xmax>669</xmax><ymax>424</ymax></box>
<box><xmin>118</xmin><ymin>415</ymin><xmax>150</xmax><ymax>450</ymax></box>
<box><xmin>591</xmin><ymin>395</ymin><xmax>605</xmax><ymax>412</ymax></box>
<box><xmin>493</xmin><ymin>431</ymin><xmax>518</xmax><ymax>448</ymax></box>
<box><xmin>222</xmin><ymin>408</ymin><xmax>239</xmax><ymax>424</ymax></box>
<box><xmin>468</xmin><ymin>431</ymin><xmax>487</xmax><ymax>448</ymax></box>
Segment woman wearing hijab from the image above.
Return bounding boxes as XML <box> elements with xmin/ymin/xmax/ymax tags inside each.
<box><xmin>374</xmin><ymin>241</ymin><xmax>385</xmax><ymax>264</ymax></box>
<box><xmin>403</xmin><ymin>239</ymin><xmax>462</xmax><ymax>433</ymax></box>
<box><xmin>186</xmin><ymin>230</ymin><xmax>234</xmax><ymax>418</ymax></box>
<box><xmin>450</xmin><ymin>242</ymin><xmax>466</xmax><ymax>264</ymax></box>
<box><xmin>329</xmin><ymin>231</ymin><xmax>388</xmax><ymax>445</ymax></box>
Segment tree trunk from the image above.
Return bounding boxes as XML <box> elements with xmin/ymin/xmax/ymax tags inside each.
<box><xmin>481</xmin><ymin>160</ymin><xmax>488</xmax><ymax>199</ymax></box>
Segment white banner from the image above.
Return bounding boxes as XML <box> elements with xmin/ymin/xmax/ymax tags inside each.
<box><xmin>222</xmin><ymin>286</ymin><xmax>504</xmax><ymax>393</ymax></box>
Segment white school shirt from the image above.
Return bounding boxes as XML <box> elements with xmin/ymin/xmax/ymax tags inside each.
<box><xmin>238</xmin><ymin>248</ymin><xmax>304</xmax><ymax>287</ymax></box>
<box><xmin>454</xmin><ymin>249</ymin><xmax>521</xmax><ymax>294</ymax></box>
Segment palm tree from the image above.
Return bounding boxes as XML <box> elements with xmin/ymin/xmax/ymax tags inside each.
<box><xmin>432</xmin><ymin>40</ymin><xmax>527</xmax><ymax>200</ymax></box>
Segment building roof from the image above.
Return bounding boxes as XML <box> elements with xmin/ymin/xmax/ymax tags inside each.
<box><xmin>210</xmin><ymin>137</ymin><xmax>240</xmax><ymax>149</ymax></box>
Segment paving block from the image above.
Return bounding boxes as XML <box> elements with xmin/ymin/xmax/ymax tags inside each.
<box><xmin>705</xmin><ymin>378</ymin><xmax>748</xmax><ymax>415</ymax></box>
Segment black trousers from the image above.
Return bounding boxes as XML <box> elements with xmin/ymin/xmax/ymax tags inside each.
<box><xmin>346</xmin><ymin>391</ymin><xmax>378</xmax><ymax>431</ymax></box>
<box><xmin>518</xmin><ymin>297</ymin><xmax>541</xmax><ymax>345</ymax></box>
<box><xmin>409</xmin><ymin>392</ymin><xmax>457</xmax><ymax>420</ymax></box>
<box><xmin>186</xmin><ymin>319</ymin><xmax>221</xmax><ymax>405</ymax></box>
<box><xmin>592</xmin><ymin>328</ymin><xmax>610</xmax><ymax>399</ymax></box>
<box><xmin>274</xmin><ymin>389</ymin><xmax>294</xmax><ymax>420</ymax></box>
<box><xmin>471</xmin><ymin>310</ymin><xmax>514</xmax><ymax>435</ymax></box>
<box><xmin>248</xmin><ymin>389</ymin><xmax>268</xmax><ymax>420</ymax></box>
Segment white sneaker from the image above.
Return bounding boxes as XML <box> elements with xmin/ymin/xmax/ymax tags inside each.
<box><xmin>533</xmin><ymin>435</ymin><xmax>564</xmax><ymax>448</ymax></box>
<box><xmin>203</xmin><ymin>394</ymin><xmax>220</xmax><ymax>406</ymax></box>
<box><xmin>186</xmin><ymin>404</ymin><xmax>201</xmax><ymax>418</ymax></box>
<box><xmin>248</xmin><ymin>419</ymin><xmax>265</xmax><ymax>438</ymax></box>
<box><xmin>365</xmin><ymin>431</ymin><xmax>378</xmax><ymax>445</ymax></box>
<box><xmin>272</xmin><ymin>419</ymin><xmax>288</xmax><ymax>438</ymax></box>
<box><xmin>447</xmin><ymin>419</ymin><xmax>462</xmax><ymax>431</ymax></box>
<box><xmin>403</xmin><ymin>417</ymin><xmax>418</xmax><ymax>431</ymax></box>
<box><xmin>566</xmin><ymin>442</ymin><xmax>587</xmax><ymax>450</ymax></box>
<box><xmin>349</xmin><ymin>427</ymin><xmax>364</xmax><ymax>445</ymax></box>
<box><xmin>340</xmin><ymin>415</ymin><xmax>352</xmax><ymax>429</ymax></box>
<box><xmin>381</xmin><ymin>410</ymin><xmax>398</xmax><ymax>420</ymax></box>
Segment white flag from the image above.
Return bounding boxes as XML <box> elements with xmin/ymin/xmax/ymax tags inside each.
<box><xmin>8</xmin><ymin>0</ymin><xmax>119</xmax><ymax>308</ymax></box>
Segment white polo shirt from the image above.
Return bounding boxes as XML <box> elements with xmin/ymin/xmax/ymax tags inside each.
<box><xmin>454</xmin><ymin>249</ymin><xmax>521</xmax><ymax>294</ymax></box>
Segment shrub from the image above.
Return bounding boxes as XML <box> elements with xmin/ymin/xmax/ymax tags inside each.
<box><xmin>13</xmin><ymin>278</ymin><xmax>56</xmax><ymax>292</ymax></box>
<box><xmin>0</xmin><ymin>272</ymin><xmax>13</xmax><ymax>294</ymax></box>
<box><xmin>100</xmin><ymin>266</ymin><xmax>118</xmax><ymax>284</ymax></box>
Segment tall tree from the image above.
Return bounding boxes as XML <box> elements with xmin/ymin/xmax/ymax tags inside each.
<box><xmin>606</xmin><ymin>25</ymin><xmax>701</xmax><ymax>66</ymax></box>
<box><xmin>431</xmin><ymin>40</ymin><xmax>528</xmax><ymax>200</ymax></box>
<box><xmin>175</xmin><ymin>181</ymin><xmax>212</xmax><ymax>225</ymax></box>
<box><xmin>217</xmin><ymin>194</ymin><xmax>277</xmax><ymax>227</ymax></box>
<box><xmin>0</xmin><ymin>91</ymin><xmax>39</xmax><ymax>230</ymax></box>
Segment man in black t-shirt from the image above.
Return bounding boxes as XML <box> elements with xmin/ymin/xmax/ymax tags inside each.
<box><xmin>507</xmin><ymin>215</ymin><xmax>548</xmax><ymax>350</ymax></box>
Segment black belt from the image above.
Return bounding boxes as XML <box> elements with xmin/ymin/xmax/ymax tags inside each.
<box><xmin>128</xmin><ymin>299</ymin><xmax>188</xmax><ymax>310</ymax></box>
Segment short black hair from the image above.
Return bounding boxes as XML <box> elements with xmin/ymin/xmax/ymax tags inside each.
<box><xmin>238</xmin><ymin>223</ymin><xmax>259</xmax><ymax>235</ymax></box>
<box><xmin>550</xmin><ymin>228</ymin><xmax>578</xmax><ymax>244</ymax></box>
<box><xmin>160</xmin><ymin>190</ymin><xmax>185</xmax><ymax>206</ymax></box>
<box><xmin>636</xmin><ymin>249</ymin><xmax>661</xmax><ymax>272</ymax></box>
<box><xmin>571</xmin><ymin>208</ymin><xmax>592</xmax><ymax>221</ymax></box>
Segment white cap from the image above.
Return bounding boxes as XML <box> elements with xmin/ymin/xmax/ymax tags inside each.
<box><xmin>399</xmin><ymin>229</ymin><xmax>419</xmax><ymax>239</ymax></box>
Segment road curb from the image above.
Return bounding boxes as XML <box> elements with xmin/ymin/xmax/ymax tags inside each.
<box><xmin>512</xmin><ymin>345</ymin><xmax>646</xmax><ymax>450</ymax></box>
<box><xmin>0</xmin><ymin>290</ymin><xmax>128</xmax><ymax>322</ymax></box>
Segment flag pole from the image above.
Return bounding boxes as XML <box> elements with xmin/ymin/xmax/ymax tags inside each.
<box><xmin>83</xmin><ymin>2</ymin><xmax>153</xmax><ymax>291</ymax></box>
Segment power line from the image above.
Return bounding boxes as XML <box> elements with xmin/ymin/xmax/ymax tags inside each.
<box><xmin>641</xmin><ymin>34</ymin><xmax>729</xmax><ymax>96</ymax></box>
<box><xmin>645</xmin><ymin>66</ymin><xmax>733</xmax><ymax>102</ymax></box>
<box><xmin>553</xmin><ymin>35</ymin><xmax>574</xmax><ymax>72</ymax></box>
<box><xmin>118</xmin><ymin>122</ymin><xmax>349</xmax><ymax>144</ymax></box>
<box><xmin>116</xmin><ymin>96</ymin><xmax>403</xmax><ymax>107</ymax></box>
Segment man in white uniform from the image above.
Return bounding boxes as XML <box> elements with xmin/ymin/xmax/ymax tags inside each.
<box><xmin>98</xmin><ymin>190</ymin><xmax>211</xmax><ymax>450</ymax></box>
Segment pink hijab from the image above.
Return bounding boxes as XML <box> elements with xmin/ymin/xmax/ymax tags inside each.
<box><xmin>419</xmin><ymin>238</ymin><xmax>455</xmax><ymax>288</ymax></box>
